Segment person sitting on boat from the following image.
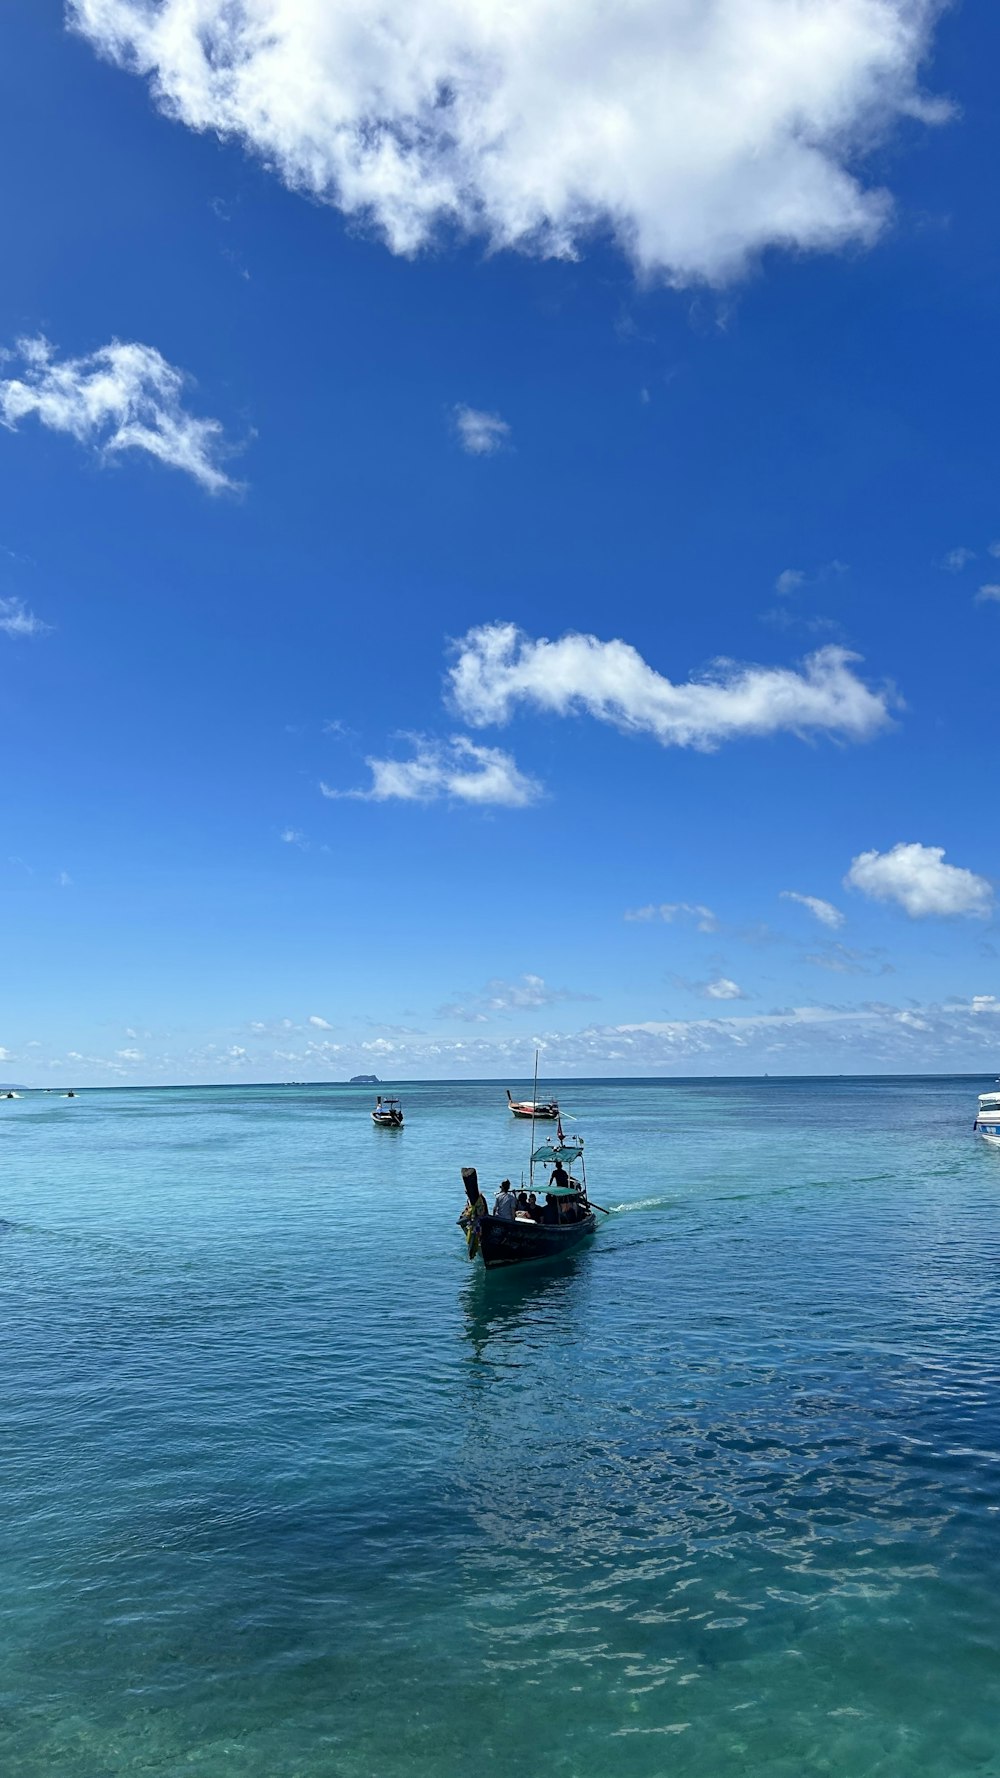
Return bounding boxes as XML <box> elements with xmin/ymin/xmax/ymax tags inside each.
<box><xmin>515</xmin><ymin>1189</ymin><xmax>532</xmax><ymax>1218</ymax></box>
<box><xmin>541</xmin><ymin>1192</ymin><xmax>560</xmax><ymax>1225</ymax></box>
<box><xmin>493</xmin><ymin>1180</ymin><xmax>517</xmax><ymax>1221</ymax></box>
<box><xmin>527</xmin><ymin>1191</ymin><xmax>541</xmax><ymax>1221</ymax></box>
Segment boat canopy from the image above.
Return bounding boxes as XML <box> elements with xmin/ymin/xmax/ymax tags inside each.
<box><xmin>531</xmin><ymin>1142</ymin><xmax>584</xmax><ymax>1166</ymax></box>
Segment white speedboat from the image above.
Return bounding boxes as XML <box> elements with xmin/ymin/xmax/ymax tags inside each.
<box><xmin>372</xmin><ymin>1095</ymin><xmax>404</xmax><ymax>1128</ymax></box>
<box><xmin>974</xmin><ymin>1086</ymin><xmax>1000</xmax><ymax>1146</ymax></box>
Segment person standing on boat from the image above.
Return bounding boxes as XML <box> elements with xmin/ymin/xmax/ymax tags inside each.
<box><xmin>549</xmin><ymin>1159</ymin><xmax>571</xmax><ymax>1193</ymax></box>
<box><xmin>493</xmin><ymin>1180</ymin><xmax>517</xmax><ymax>1221</ymax></box>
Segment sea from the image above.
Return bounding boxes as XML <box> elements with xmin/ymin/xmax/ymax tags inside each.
<box><xmin>2</xmin><ymin>1075</ymin><xmax>999</xmax><ymax>1778</ymax></box>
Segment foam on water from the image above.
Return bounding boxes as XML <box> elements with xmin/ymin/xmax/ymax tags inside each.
<box><xmin>2</xmin><ymin>1076</ymin><xmax>999</xmax><ymax>1775</ymax></box>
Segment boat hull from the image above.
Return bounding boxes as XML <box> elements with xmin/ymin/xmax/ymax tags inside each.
<box><xmin>976</xmin><ymin>1124</ymin><xmax>1000</xmax><ymax>1146</ymax></box>
<box><xmin>508</xmin><ymin>1104</ymin><xmax>559</xmax><ymax>1120</ymax></box>
<box><xmin>372</xmin><ymin>1112</ymin><xmax>403</xmax><ymax>1128</ymax></box>
<box><xmin>474</xmin><ymin>1212</ymin><xmax>596</xmax><ymax>1270</ymax></box>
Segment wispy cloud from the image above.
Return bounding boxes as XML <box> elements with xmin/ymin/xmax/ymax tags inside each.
<box><xmin>69</xmin><ymin>0</ymin><xmax>946</xmax><ymax>285</ymax></box>
<box><xmin>453</xmin><ymin>405</ymin><xmax>510</xmax><ymax>456</ymax></box>
<box><xmin>321</xmin><ymin>735</ymin><xmax>541</xmax><ymax>807</ymax></box>
<box><xmin>439</xmin><ymin>973</ymin><xmax>595</xmax><ymax>1023</ymax></box>
<box><xmin>803</xmin><ymin>941</ymin><xmax>893</xmax><ymax>977</ymax></box>
<box><xmin>974</xmin><ymin>584</ymin><xmax>1000</xmax><ymax>605</ymax></box>
<box><xmin>279</xmin><ymin>827</ymin><xmax>308</xmax><ymax>847</ymax></box>
<box><xmin>0</xmin><ymin>336</ymin><xmax>240</xmax><ymax>492</ymax></box>
<box><xmin>846</xmin><ymin>842</ymin><xmax>993</xmax><ymax>919</ymax></box>
<box><xmin>780</xmin><ymin>890</ymin><xmax>845</xmax><ymax>930</ymax></box>
<box><xmin>625</xmin><ymin>902</ymin><xmax>718</xmax><ymax>932</ymax></box>
<box><xmin>449</xmin><ymin>623</ymin><xmax>896</xmax><ymax>750</ymax></box>
<box><xmin>941</xmin><ymin>546</ymin><xmax>976</xmax><ymax>572</ymax></box>
<box><xmin>0</xmin><ymin>595</ymin><xmax>49</xmax><ymax>638</ymax></box>
<box><xmin>775</xmin><ymin>568</ymin><xmax>805</xmax><ymax>595</ymax></box>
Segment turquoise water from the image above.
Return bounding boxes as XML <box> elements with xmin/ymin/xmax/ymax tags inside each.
<box><xmin>2</xmin><ymin>1076</ymin><xmax>1000</xmax><ymax>1777</ymax></box>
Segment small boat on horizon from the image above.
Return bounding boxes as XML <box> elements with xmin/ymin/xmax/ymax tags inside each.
<box><xmin>506</xmin><ymin>1087</ymin><xmax>559</xmax><ymax>1120</ymax></box>
<box><xmin>372</xmin><ymin>1095</ymin><xmax>404</xmax><ymax>1128</ymax></box>
<box><xmin>974</xmin><ymin>1084</ymin><xmax>1000</xmax><ymax>1146</ymax></box>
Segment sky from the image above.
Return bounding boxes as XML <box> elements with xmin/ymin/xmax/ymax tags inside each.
<box><xmin>1</xmin><ymin>0</ymin><xmax>999</xmax><ymax>1085</ymax></box>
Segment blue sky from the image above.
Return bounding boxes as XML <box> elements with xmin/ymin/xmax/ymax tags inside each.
<box><xmin>2</xmin><ymin>0</ymin><xmax>999</xmax><ymax>1084</ymax></box>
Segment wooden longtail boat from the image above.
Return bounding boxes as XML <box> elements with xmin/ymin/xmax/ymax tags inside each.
<box><xmin>506</xmin><ymin>1088</ymin><xmax>559</xmax><ymax>1120</ymax></box>
<box><xmin>459</xmin><ymin>1159</ymin><xmax>597</xmax><ymax>1268</ymax></box>
<box><xmin>371</xmin><ymin>1095</ymin><xmax>404</xmax><ymax>1128</ymax></box>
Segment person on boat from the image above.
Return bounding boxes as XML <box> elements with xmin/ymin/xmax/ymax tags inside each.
<box><xmin>549</xmin><ymin>1159</ymin><xmax>571</xmax><ymax>1193</ymax></box>
<box><xmin>515</xmin><ymin>1189</ymin><xmax>531</xmax><ymax>1217</ymax></box>
<box><xmin>541</xmin><ymin>1193</ymin><xmax>560</xmax><ymax>1225</ymax></box>
<box><xmin>493</xmin><ymin>1180</ymin><xmax>517</xmax><ymax>1221</ymax></box>
<box><xmin>527</xmin><ymin>1191</ymin><xmax>541</xmax><ymax>1221</ymax></box>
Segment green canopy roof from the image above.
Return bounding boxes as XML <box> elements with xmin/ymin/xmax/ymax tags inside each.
<box><xmin>531</xmin><ymin>1143</ymin><xmax>584</xmax><ymax>1167</ymax></box>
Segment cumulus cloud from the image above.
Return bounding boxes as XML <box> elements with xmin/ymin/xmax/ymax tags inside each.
<box><xmin>703</xmin><ymin>977</ymin><xmax>745</xmax><ymax>1000</ymax></box>
<box><xmin>321</xmin><ymin>735</ymin><xmax>541</xmax><ymax>806</ymax></box>
<box><xmin>625</xmin><ymin>902</ymin><xmax>719</xmax><ymax>932</ymax></box>
<box><xmin>775</xmin><ymin>568</ymin><xmax>806</xmax><ymax>595</ymax></box>
<box><xmin>69</xmin><ymin>0</ymin><xmax>946</xmax><ymax>286</ymax></box>
<box><xmin>453</xmin><ymin>406</ymin><xmax>510</xmax><ymax>456</ymax></box>
<box><xmin>0</xmin><ymin>595</ymin><xmax>50</xmax><ymax>638</ymax></box>
<box><xmin>308</xmin><ymin>1015</ymin><xmax>333</xmax><ymax>1029</ymax></box>
<box><xmin>449</xmin><ymin>623</ymin><xmax>895</xmax><ymax>750</ymax></box>
<box><xmin>781</xmin><ymin>890</ymin><xmax>845</xmax><ymax>929</ymax></box>
<box><xmin>846</xmin><ymin>842</ymin><xmax>994</xmax><ymax>918</ymax></box>
<box><xmin>0</xmin><ymin>336</ymin><xmax>239</xmax><ymax>491</ymax></box>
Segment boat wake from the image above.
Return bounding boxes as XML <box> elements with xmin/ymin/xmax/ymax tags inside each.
<box><xmin>609</xmin><ymin>1194</ymin><xmax>675</xmax><ymax>1215</ymax></box>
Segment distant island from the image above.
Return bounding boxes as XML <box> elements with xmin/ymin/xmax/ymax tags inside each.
<box><xmin>349</xmin><ymin>1074</ymin><xmax>380</xmax><ymax>1085</ymax></box>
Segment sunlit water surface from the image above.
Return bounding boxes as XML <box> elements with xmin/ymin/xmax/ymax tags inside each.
<box><xmin>2</xmin><ymin>1077</ymin><xmax>1000</xmax><ymax>1776</ymax></box>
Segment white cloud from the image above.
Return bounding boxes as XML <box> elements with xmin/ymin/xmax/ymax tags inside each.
<box><xmin>308</xmin><ymin>1015</ymin><xmax>333</xmax><ymax>1029</ymax></box>
<box><xmin>115</xmin><ymin>1047</ymin><xmax>144</xmax><ymax>1061</ymax></box>
<box><xmin>454</xmin><ymin>406</ymin><xmax>510</xmax><ymax>456</ymax></box>
<box><xmin>781</xmin><ymin>890</ymin><xmax>845</xmax><ymax>929</ymax></box>
<box><xmin>975</xmin><ymin>584</ymin><xmax>1000</xmax><ymax>605</ymax></box>
<box><xmin>972</xmin><ymin>995</ymin><xmax>1000</xmax><ymax>1014</ymax></box>
<box><xmin>942</xmin><ymin>546</ymin><xmax>976</xmax><ymax>571</ymax></box>
<box><xmin>280</xmin><ymin>827</ymin><xmax>308</xmax><ymax>847</ymax></box>
<box><xmin>703</xmin><ymin>977</ymin><xmax>745</xmax><ymax>1000</ymax></box>
<box><xmin>775</xmin><ymin>568</ymin><xmax>805</xmax><ymax>595</ymax></box>
<box><xmin>0</xmin><ymin>595</ymin><xmax>50</xmax><ymax>638</ymax></box>
<box><xmin>449</xmin><ymin>623</ymin><xmax>895</xmax><ymax>750</ymax></box>
<box><xmin>56</xmin><ymin>870</ymin><xmax>73</xmax><ymax>888</ymax></box>
<box><xmin>321</xmin><ymin>735</ymin><xmax>541</xmax><ymax>806</ymax></box>
<box><xmin>625</xmin><ymin>902</ymin><xmax>719</xmax><ymax>932</ymax></box>
<box><xmin>0</xmin><ymin>336</ymin><xmax>239</xmax><ymax>492</ymax></box>
<box><xmin>0</xmin><ymin>1046</ymin><xmax>13</xmax><ymax>1062</ymax></box>
<box><xmin>69</xmin><ymin>0</ymin><xmax>946</xmax><ymax>287</ymax></box>
<box><xmin>846</xmin><ymin>842</ymin><xmax>994</xmax><ymax>919</ymax></box>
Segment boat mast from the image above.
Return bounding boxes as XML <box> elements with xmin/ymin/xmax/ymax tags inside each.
<box><xmin>528</xmin><ymin>1047</ymin><xmax>539</xmax><ymax>1191</ymax></box>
